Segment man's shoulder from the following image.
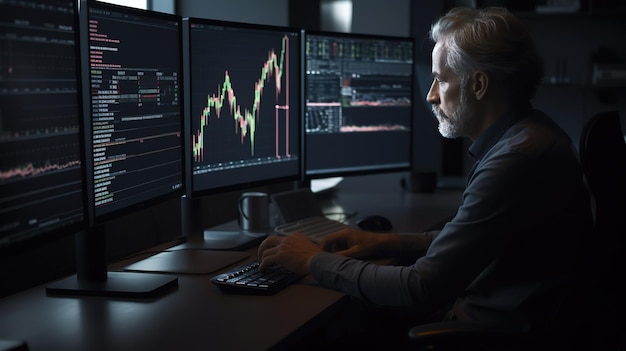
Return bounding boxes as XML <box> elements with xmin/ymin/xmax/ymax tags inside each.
<box><xmin>500</xmin><ymin>109</ymin><xmax>572</xmax><ymax>158</ymax></box>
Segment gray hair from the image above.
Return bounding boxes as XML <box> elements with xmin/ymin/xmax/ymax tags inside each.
<box><xmin>430</xmin><ymin>7</ymin><xmax>544</xmax><ymax>102</ymax></box>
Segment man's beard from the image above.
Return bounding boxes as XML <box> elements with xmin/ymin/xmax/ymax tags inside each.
<box><xmin>432</xmin><ymin>88</ymin><xmax>473</xmax><ymax>139</ymax></box>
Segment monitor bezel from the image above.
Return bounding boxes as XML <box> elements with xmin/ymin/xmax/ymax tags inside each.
<box><xmin>81</xmin><ymin>0</ymin><xmax>186</xmax><ymax>226</ymax></box>
<box><xmin>301</xmin><ymin>29</ymin><xmax>416</xmax><ymax>181</ymax></box>
<box><xmin>183</xmin><ymin>17</ymin><xmax>304</xmax><ymax>199</ymax></box>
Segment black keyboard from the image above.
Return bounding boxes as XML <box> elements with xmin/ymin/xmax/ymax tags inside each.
<box><xmin>210</xmin><ymin>260</ymin><xmax>303</xmax><ymax>295</ymax></box>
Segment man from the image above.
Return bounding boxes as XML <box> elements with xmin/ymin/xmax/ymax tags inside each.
<box><xmin>258</xmin><ymin>6</ymin><xmax>592</xmax><ymax>347</ymax></box>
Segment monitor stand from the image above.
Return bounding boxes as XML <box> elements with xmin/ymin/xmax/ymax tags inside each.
<box><xmin>181</xmin><ymin>194</ymin><xmax>268</xmax><ymax>251</ymax></box>
<box><xmin>46</xmin><ymin>272</ymin><xmax>177</xmax><ymax>298</ymax></box>
<box><xmin>202</xmin><ymin>229</ymin><xmax>267</xmax><ymax>250</ymax></box>
<box><xmin>46</xmin><ymin>226</ymin><xmax>177</xmax><ymax>299</ymax></box>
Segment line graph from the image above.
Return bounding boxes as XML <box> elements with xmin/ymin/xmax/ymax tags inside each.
<box><xmin>0</xmin><ymin>160</ymin><xmax>81</xmax><ymax>180</ymax></box>
<box><xmin>192</xmin><ymin>35</ymin><xmax>291</xmax><ymax>163</ymax></box>
<box><xmin>0</xmin><ymin>137</ymin><xmax>82</xmax><ymax>181</ymax></box>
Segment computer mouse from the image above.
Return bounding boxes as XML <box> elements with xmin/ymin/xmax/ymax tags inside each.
<box><xmin>356</xmin><ymin>215</ymin><xmax>393</xmax><ymax>232</ymax></box>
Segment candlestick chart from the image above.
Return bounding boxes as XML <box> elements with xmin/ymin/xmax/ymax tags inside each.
<box><xmin>190</xmin><ymin>29</ymin><xmax>298</xmax><ymax>172</ymax></box>
<box><xmin>187</xmin><ymin>21</ymin><xmax>301</xmax><ymax>193</ymax></box>
<box><xmin>193</xmin><ymin>35</ymin><xmax>288</xmax><ymax>161</ymax></box>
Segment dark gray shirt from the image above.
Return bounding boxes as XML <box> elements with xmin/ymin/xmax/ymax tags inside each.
<box><xmin>311</xmin><ymin>107</ymin><xmax>592</xmax><ymax>331</ymax></box>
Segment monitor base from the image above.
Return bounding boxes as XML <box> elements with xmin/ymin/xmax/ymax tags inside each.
<box><xmin>123</xmin><ymin>249</ymin><xmax>249</xmax><ymax>274</ymax></box>
<box><xmin>202</xmin><ymin>230</ymin><xmax>268</xmax><ymax>250</ymax></box>
<box><xmin>46</xmin><ymin>272</ymin><xmax>177</xmax><ymax>298</ymax></box>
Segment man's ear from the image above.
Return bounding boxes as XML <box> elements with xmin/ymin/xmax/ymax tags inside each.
<box><xmin>472</xmin><ymin>71</ymin><xmax>488</xmax><ymax>100</ymax></box>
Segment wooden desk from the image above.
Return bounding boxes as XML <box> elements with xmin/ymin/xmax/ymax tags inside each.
<box><xmin>0</xmin><ymin>173</ymin><xmax>463</xmax><ymax>351</ymax></box>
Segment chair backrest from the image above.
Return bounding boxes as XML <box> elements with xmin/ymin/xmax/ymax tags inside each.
<box><xmin>578</xmin><ymin>110</ymin><xmax>626</xmax><ymax>349</ymax></box>
<box><xmin>579</xmin><ymin>110</ymin><xmax>626</xmax><ymax>269</ymax></box>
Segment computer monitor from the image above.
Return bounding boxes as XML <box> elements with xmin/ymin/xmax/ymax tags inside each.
<box><xmin>0</xmin><ymin>0</ymin><xmax>85</xmax><ymax>252</ymax></box>
<box><xmin>303</xmin><ymin>30</ymin><xmax>414</xmax><ymax>185</ymax></box>
<box><xmin>81</xmin><ymin>3</ymin><xmax>184</xmax><ymax>225</ymax></box>
<box><xmin>46</xmin><ymin>0</ymin><xmax>184</xmax><ymax>297</ymax></box>
<box><xmin>182</xmin><ymin>18</ymin><xmax>302</xmax><ymax>248</ymax></box>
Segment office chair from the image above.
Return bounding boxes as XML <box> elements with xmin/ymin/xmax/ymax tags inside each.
<box><xmin>577</xmin><ymin>110</ymin><xmax>626</xmax><ymax>349</ymax></box>
<box><xmin>406</xmin><ymin>110</ymin><xmax>626</xmax><ymax>350</ymax></box>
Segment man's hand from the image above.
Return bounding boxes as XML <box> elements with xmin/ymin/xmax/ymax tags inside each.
<box><xmin>257</xmin><ymin>233</ymin><xmax>322</xmax><ymax>275</ymax></box>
